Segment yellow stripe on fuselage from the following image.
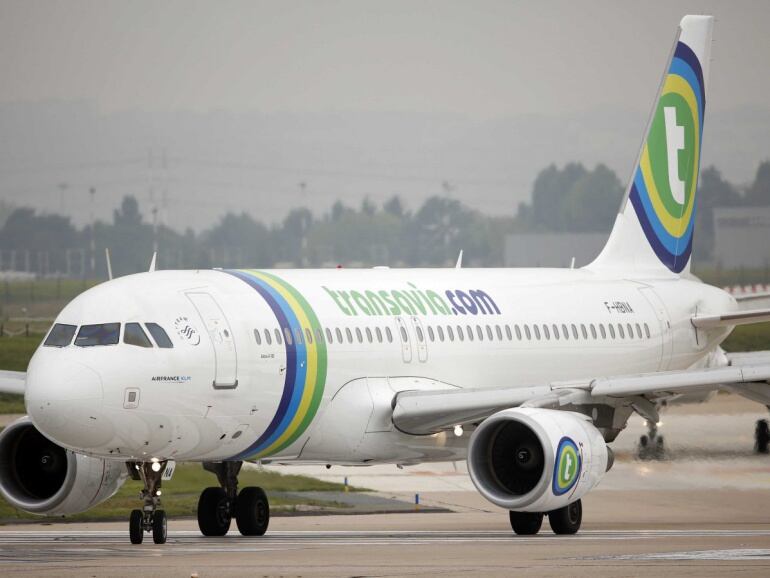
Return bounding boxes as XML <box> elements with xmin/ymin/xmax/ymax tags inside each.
<box><xmin>249</xmin><ymin>270</ymin><xmax>318</xmax><ymax>457</ymax></box>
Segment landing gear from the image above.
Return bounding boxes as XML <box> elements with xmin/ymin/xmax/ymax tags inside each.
<box><xmin>128</xmin><ymin>461</ymin><xmax>168</xmax><ymax>545</ymax></box>
<box><xmin>198</xmin><ymin>461</ymin><xmax>270</xmax><ymax>537</ymax></box>
<box><xmin>508</xmin><ymin>499</ymin><xmax>582</xmax><ymax>536</ymax></box>
<box><xmin>637</xmin><ymin>421</ymin><xmax>666</xmax><ymax>460</ymax></box>
<box><xmin>548</xmin><ymin>499</ymin><xmax>582</xmax><ymax>535</ymax></box>
<box><xmin>509</xmin><ymin>511</ymin><xmax>543</xmax><ymax>535</ymax></box>
<box><xmin>755</xmin><ymin>419</ymin><xmax>770</xmax><ymax>454</ymax></box>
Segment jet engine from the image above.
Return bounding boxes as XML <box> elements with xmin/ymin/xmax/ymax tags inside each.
<box><xmin>467</xmin><ymin>407</ymin><xmax>611</xmax><ymax>513</ymax></box>
<box><xmin>0</xmin><ymin>416</ymin><xmax>127</xmax><ymax>516</ymax></box>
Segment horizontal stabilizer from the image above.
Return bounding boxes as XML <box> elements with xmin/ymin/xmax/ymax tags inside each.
<box><xmin>691</xmin><ymin>308</ymin><xmax>770</xmax><ymax>328</ymax></box>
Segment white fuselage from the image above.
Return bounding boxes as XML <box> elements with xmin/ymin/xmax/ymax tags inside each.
<box><xmin>24</xmin><ymin>267</ymin><xmax>736</xmax><ymax>465</ymax></box>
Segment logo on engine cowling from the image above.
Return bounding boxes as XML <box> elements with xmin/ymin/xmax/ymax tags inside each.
<box><xmin>552</xmin><ymin>437</ymin><xmax>581</xmax><ymax>496</ymax></box>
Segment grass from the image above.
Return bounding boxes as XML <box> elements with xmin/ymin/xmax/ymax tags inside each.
<box><xmin>0</xmin><ymin>463</ymin><xmax>360</xmax><ymax>524</ymax></box>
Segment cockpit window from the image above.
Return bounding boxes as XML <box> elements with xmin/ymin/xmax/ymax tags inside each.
<box><xmin>75</xmin><ymin>323</ymin><xmax>120</xmax><ymax>347</ymax></box>
<box><xmin>146</xmin><ymin>323</ymin><xmax>174</xmax><ymax>348</ymax></box>
<box><xmin>124</xmin><ymin>323</ymin><xmax>153</xmax><ymax>348</ymax></box>
<box><xmin>44</xmin><ymin>323</ymin><xmax>77</xmax><ymax>347</ymax></box>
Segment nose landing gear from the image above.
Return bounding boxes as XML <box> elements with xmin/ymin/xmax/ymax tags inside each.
<box><xmin>198</xmin><ymin>461</ymin><xmax>270</xmax><ymax>537</ymax></box>
<box><xmin>128</xmin><ymin>461</ymin><xmax>168</xmax><ymax>545</ymax></box>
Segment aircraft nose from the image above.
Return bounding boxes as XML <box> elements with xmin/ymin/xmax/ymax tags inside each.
<box><xmin>25</xmin><ymin>361</ymin><xmax>113</xmax><ymax>450</ymax></box>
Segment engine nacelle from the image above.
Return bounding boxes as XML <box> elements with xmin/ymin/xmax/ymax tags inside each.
<box><xmin>0</xmin><ymin>416</ymin><xmax>127</xmax><ymax>516</ymax></box>
<box><xmin>467</xmin><ymin>408</ymin><xmax>609</xmax><ymax>513</ymax></box>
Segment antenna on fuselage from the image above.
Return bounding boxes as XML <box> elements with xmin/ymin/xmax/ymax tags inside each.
<box><xmin>105</xmin><ymin>248</ymin><xmax>113</xmax><ymax>280</ymax></box>
<box><xmin>148</xmin><ymin>252</ymin><xmax>157</xmax><ymax>273</ymax></box>
<box><xmin>455</xmin><ymin>250</ymin><xmax>463</xmax><ymax>269</ymax></box>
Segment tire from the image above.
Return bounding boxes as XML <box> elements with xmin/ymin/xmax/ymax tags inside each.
<box><xmin>198</xmin><ymin>487</ymin><xmax>232</xmax><ymax>536</ymax></box>
<box><xmin>236</xmin><ymin>487</ymin><xmax>270</xmax><ymax>536</ymax></box>
<box><xmin>152</xmin><ymin>509</ymin><xmax>167</xmax><ymax>544</ymax></box>
<box><xmin>755</xmin><ymin>419</ymin><xmax>769</xmax><ymax>454</ymax></box>
<box><xmin>509</xmin><ymin>511</ymin><xmax>543</xmax><ymax>535</ymax></box>
<box><xmin>548</xmin><ymin>499</ymin><xmax>582</xmax><ymax>535</ymax></box>
<box><xmin>129</xmin><ymin>509</ymin><xmax>144</xmax><ymax>544</ymax></box>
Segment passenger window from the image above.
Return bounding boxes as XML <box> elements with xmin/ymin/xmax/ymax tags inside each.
<box><xmin>591</xmin><ymin>324</ymin><xmax>598</xmax><ymax>339</ymax></box>
<box><xmin>415</xmin><ymin>326</ymin><xmax>423</xmax><ymax>342</ymax></box>
<box><xmin>505</xmin><ymin>325</ymin><xmax>512</xmax><ymax>340</ymax></box>
<box><xmin>447</xmin><ymin>325</ymin><xmax>455</xmax><ymax>341</ymax></box>
<box><xmin>486</xmin><ymin>325</ymin><xmax>493</xmax><ymax>340</ymax></box>
<box><xmin>355</xmin><ymin>328</ymin><xmax>363</xmax><ymax>343</ymax></box>
<box><xmin>376</xmin><ymin>327</ymin><xmax>383</xmax><ymax>342</ymax></box>
<box><xmin>515</xmin><ymin>325</ymin><xmax>522</xmax><ymax>340</ymax></box>
<box><xmin>76</xmin><ymin>323</ymin><xmax>121</xmax><ymax>347</ymax></box>
<box><xmin>644</xmin><ymin>323</ymin><xmax>651</xmax><ymax>338</ymax></box>
<box><xmin>44</xmin><ymin>323</ymin><xmax>77</xmax><ymax>347</ymax></box>
<box><xmin>635</xmin><ymin>323</ymin><xmax>643</xmax><ymax>339</ymax></box>
<box><xmin>253</xmin><ymin>329</ymin><xmax>262</xmax><ymax>345</ymax></box>
<box><xmin>400</xmin><ymin>327</ymin><xmax>408</xmax><ymax>342</ymax></box>
<box><xmin>476</xmin><ymin>325</ymin><xmax>484</xmax><ymax>341</ymax></box>
<box><xmin>366</xmin><ymin>327</ymin><xmax>373</xmax><ymax>343</ymax></box>
<box><xmin>385</xmin><ymin>327</ymin><xmax>393</xmax><ymax>343</ymax></box>
<box><xmin>552</xmin><ymin>324</ymin><xmax>560</xmax><ymax>340</ymax></box>
<box><xmin>283</xmin><ymin>327</ymin><xmax>293</xmax><ymax>345</ymax></box>
<box><xmin>305</xmin><ymin>328</ymin><xmax>313</xmax><ymax>343</ymax></box>
<box><xmin>336</xmin><ymin>328</ymin><xmax>343</xmax><ymax>342</ymax></box>
<box><xmin>427</xmin><ymin>326</ymin><xmax>435</xmax><ymax>341</ymax></box>
<box><xmin>326</xmin><ymin>328</ymin><xmax>333</xmax><ymax>343</ymax></box>
<box><xmin>265</xmin><ymin>329</ymin><xmax>272</xmax><ymax>345</ymax></box>
<box><xmin>496</xmin><ymin>325</ymin><xmax>503</xmax><ymax>340</ymax></box>
<box><xmin>274</xmin><ymin>328</ymin><xmax>282</xmax><ymax>345</ymax></box>
<box><xmin>524</xmin><ymin>324</ymin><xmax>531</xmax><ymax>340</ymax></box>
<box><xmin>295</xmin><ymin>328</ymin><xmax>304</xmax><ymax>344</ymax></box>
<box><xmin>571</xmin><ymin>324</ymin><xmax>578</xmax><ymax>340</ymax></box>
<box><xmin>627</xmin><ymin>323</ymin><xmax>634</xmax><ymax>339</ymax></box>
<box><xmin>608</xmin><ymin>324</ymin><xmax>616</xmax><ymax>339</ymax></box>
<box><xmin>145</xmin><ymin>323</ymin><xmax>173</xmax><ymax>348</ymax></box>
<box><xmin>437</xmin><ymin>326</ymin><xmax>445</xmax><ymax>341</ymax></box>
<box><xmin>315</xmin><ymin>328</ymin><xmax>324</xmax><ymax>343</ymax></box>
<box><xmin>543</xmin><ymin>325</ymin><xmax>550</xmax><ymax>340</ymax></box>
<box><xmin>618</xmin><ymin>324</ymin><xmax>625</xmax><ymax>339</ymax></box>
<box><xmin>534</xmin><ymin>325</ymin><xmax>541</xmax><ymax>340</ymax></box>
<box><xmin>466</xmin><ymin>325</ymin><xmax>473</xmax><ymax>341</ymax></box>
<box><xmin>599</xmin><ymin>324</ymin><xmax>606</xmax><ymax>339</ymax></box>
<box><xmin>346</xmin><ymin>328</ymin><xmax>353</xmax><ymax>343</ymax></box>
<box><xmin>125</xmin><ymin>322</ymin><xmax>152</xmax><ymax>348</ymax></box>
<box><xmin>563</xmin><ymin>324</ymin><xmax>570</xmax><ymax>340</ymax></box>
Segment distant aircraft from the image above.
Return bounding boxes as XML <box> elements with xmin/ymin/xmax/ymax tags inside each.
<box><xmin>1</xmin><ymin>14</ymin><xmax>768</xmax><ymax>545</ymax></box>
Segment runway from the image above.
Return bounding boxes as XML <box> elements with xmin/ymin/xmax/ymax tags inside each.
<box><xmin>0</xmin><ymin>524</ymin><xmax>769</xmax><ymax>576</ymax></box>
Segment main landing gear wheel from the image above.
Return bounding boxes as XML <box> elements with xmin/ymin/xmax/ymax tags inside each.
<box><xmin>236</xmin><ymin>487</ymin><xmax>270</xmax><ymax>536</ymax></box>
<box><xmin>548</xmin><ymin>499</ymin><xmax>582</xmax><ymax>535</ymax></box>
<box><xmin>755</xmin><ymin>419</ymin><xmax>769</xmax><ymax>454</ymax></box>
<box><xmin>198</xmin><ymin>487</ymin><xmax>232</xmax><ymax>536</ymax></box>
<box><xmin>509</xmin><ymin>511</ymin><xmax>543</xmax><ymax>535</ymax></box>
<box><xmin>127</xmin><ymin>460</ymin><xmax>168</xmax><ymax>545</ymax></box>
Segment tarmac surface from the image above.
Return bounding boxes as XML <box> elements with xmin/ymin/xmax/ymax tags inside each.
<box><xmin>0</xmin><ymin>393</ymin><xmax>769</xmax><ymax>577</ymax></box>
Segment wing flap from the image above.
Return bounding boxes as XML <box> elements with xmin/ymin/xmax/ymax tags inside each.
<box><xmin>0</xmin><ymin>371</ymin><xmax>26</xmax><ymax>395</ymax></box>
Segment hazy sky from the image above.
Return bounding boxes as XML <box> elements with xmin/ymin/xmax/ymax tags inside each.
<box><xmin>1</xmin><ymin>1</ymin><xmax>770</xmax><ymax>229</ymax></box>
<box><xmin>3</xmin><ymin>0</ymin><xmax>770</xmax><ymax>116</ymax></box>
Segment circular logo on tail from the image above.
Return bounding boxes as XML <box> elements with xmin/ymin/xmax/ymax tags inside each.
<box><xmin>552</xmin><ymin>437</ymin><xmax>581</xmax><ymax>496</ymax></box>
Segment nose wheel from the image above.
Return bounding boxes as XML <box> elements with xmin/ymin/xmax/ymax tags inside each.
<box><xmin>127</xmin><ymin>461</ymin><xmax>168</xmax><ymax>544</ymax></box>
<box><xmin>198</xmin><ymin>461</ymin><xmax>270</xmax><ymax>537</ymax></box>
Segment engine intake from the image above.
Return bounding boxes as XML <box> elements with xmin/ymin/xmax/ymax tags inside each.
<box><xmin>468</xmin><ymin>407</ymin><xmax>609</xmax><ymax>513</ymax></box>
<box><xmin>0</xmin><ymin>417</ymin><xmax>126</xmax><ymax>516</ymax></box>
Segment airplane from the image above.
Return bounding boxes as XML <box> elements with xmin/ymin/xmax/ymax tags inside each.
<box><xmin>1</xmin><ymin>14</ymin><xmax>770</xmax><ymax>545</ymax></box>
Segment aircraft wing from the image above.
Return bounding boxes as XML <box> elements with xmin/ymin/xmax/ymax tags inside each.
<box><xmin>0</xmin><ymin>371</ymin><xmax>26</xmax><ymax>395</ymax></box>
<box><xmin>691</xmin><ymin>307</ymin><xmax>770</xmax><ymax>328</ymax></box>
<box><xmin>392</xmin><ymin>363</ymin><xmax>770</xmax><ymax>435</ymax></box>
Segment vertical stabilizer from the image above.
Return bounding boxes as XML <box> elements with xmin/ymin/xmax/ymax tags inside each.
<box><xmin>589</xmin><ymin>15</ymin><xmax>713</xmax><ymax>276</ymax></box>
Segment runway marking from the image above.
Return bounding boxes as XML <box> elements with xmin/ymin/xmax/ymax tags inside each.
<box><xmin>602</xmin><ymin>549</ymin><xmax>770</xmax><ymax>561</ymax></box>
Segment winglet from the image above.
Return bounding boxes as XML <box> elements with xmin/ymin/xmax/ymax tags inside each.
<box><xmin>105</xmin><ymin>248</ymin><xmax>113</xmax><ymax>280</ymax></box>
<box><xmin>455</xmin><ymin>250</ymin><xmax>463</xmax><ymax>269</ymax></box>
<box><xmin>148</xmin><ymin>252</ymin><xmax>157</xmax><ymax>273</ymax></box>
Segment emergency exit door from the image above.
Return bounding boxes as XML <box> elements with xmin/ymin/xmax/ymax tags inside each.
<box><xmin>186</xmin><ymin>292</ymin><xmax>238</xmax><ymax>388</ymax></box>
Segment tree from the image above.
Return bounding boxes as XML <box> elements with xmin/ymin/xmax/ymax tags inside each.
<box><xmin>744</xmin><ymin>161</ymin><xmax>770</xmax><ymax>206</ymax></box>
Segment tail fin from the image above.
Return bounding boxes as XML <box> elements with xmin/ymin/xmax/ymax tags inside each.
<box><xmin>589</xmin><ymin>15</ymin><xmax>713</xmax><ymax>275</ymax></box>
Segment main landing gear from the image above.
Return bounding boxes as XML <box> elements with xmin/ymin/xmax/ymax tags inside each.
<box><xmin>128</xmin><ymin>461</ymin><xmax>168</xmax><ymax>545</ymax></box>
<box><xmin>756</xmin><ymin>419</ymin><xmax>770</xmax><ymax>454</ymax></box>
<box><xmin>637</xmin><ymin>420</ymin><xmax>666</xmax><ymax>461</ymax></box>
<box><xmin>509</xmin><ymin>499</ymin><xmax>582</xmax><ymax>536</ymax></box>
<box><xmin>198</xmin><ymin>461</ymin><xmax>270</xmax><ymax>537</ymax></box>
